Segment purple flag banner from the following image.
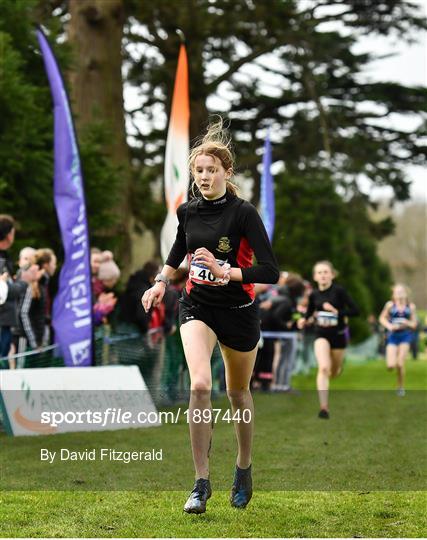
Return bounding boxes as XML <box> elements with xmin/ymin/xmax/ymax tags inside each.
<box><xmin>37</xmin><ymin>29</ymin><xmax>93</xmax><ymax>367</ymax></box>
<box><xmin>260</xmin><ymin>132</ymin><xmax>275</xmax><ymax>242</ymax></box>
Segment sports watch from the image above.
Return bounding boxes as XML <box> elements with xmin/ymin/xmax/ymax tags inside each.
<box><xmin>154</xmin><ymin>273</ymin><xmax>170</xmax><ymax>286</ymax></box>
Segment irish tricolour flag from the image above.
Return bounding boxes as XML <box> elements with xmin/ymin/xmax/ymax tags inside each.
<box><xmin>160</xmin><ymin>44</ymin><xmax>190</xmax><ymax>263</ymax></box>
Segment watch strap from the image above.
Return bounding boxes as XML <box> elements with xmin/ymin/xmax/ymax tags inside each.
<box><xmin>154</xmin><ymin>273</ymin><xmax>169</xmax><ymax>286</ymax></box>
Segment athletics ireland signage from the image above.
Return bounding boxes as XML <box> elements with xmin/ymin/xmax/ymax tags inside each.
<box><xmin>0</xmin><ymin>366</ymin><xmax>159</xmax><ymax>436</ymax></box>
<box><xmin>36</xmin><ymin>28</ymin><xmax>93</xmax><ymax>366</ymax></box>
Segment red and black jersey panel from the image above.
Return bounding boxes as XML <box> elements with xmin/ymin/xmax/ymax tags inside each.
<box><xmin>166</xmin><ymin>192</ymin><xmax>279</xmax><ymax>308</ymax></box>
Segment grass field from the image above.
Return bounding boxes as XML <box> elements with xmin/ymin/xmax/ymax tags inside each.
<box><xmin>1</xmin><ymin>357</ymin><xmax>426</xmax><ymax>537</ymax></box>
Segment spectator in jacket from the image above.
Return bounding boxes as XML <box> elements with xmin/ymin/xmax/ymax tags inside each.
<box><xmin>29</xmin><ymin>248</ymin><xmax>57</xmax><ymax>347</ymax></box>
<box><xmin>0</xmin><ymin>273</ymin><xmax>8</xmax><ymax>305</ymax></box>
<box><xmin>10</xmin><ymin>252</ymin><xmax>42</xmax><ymax>368</ymax></box>
<box><xmin>161</xmin><ymin>268</ymin><xmax>188</xmax><ymax>401</ymax></box>
<box><xmin>0</xmin><ymin>215</ymin><xmax>37</xmax><ymax>363</ymax></box>
<box><xmin>270</xmin><ymin>274</ymin><xmax>306</xmax><ymax>391</ymax></box>
<box><xmin>253</xmin><ymin>272</ymin><xmax>305</xmax><ymax>390</ymax></box>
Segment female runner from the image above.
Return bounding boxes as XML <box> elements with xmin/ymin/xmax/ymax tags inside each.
<box><xmin>142</xmin><ymin>120</ymin><xmax>279</xmax><ymax>513</ymax></box>
<box><xmin>298</xmin><ymin>260</ymin><xmax>359</xmax><ymax>418</ymax></box>
<box><xmin>379</xmin><ymin>284</ymin><xmax>417</xmax><ymax>396</ymax></box>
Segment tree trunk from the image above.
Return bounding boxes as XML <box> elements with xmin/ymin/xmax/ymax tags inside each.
<box><xmin>67</xmin><ymin>0</ymin><xmax>133</xmax><ymax>271</ymax></box>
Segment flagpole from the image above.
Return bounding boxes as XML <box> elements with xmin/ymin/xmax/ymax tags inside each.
<box><xmin>176</xmin><ymin>29</ymin><xmax>185</xmax><ymax>43</ymax></box>
<box><xmin>160</xmin><ymin>37</ymin><xmax>190</xmax><ymax>263</ymax></box>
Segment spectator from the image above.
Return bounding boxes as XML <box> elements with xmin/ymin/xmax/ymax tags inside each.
<box><xmin>117</xmin><ymin>261</ymin><xmax>159</xmax><ymax>334</ymax></box>
<box><xmin>0</xmin><ymin>215</ymin><xmax>37</xmax><ymax>364</ymax></box>
<box><xmin>410</xmin><ymin>314</ymin><xmax>421</xmax><ymax>360</ymax></box>
<box><xmin>10</xmin><ymin>253</ymin><xmax>41</xmax><ymax>368</ymax></box>
<box><xmin>161</xmin><ymin>268</ymin><xmax>188</xmax><ymax>401</ymax></box>
<box><xmin>270</xmin><ymin>273</ymin><xmax>305</xmax><ymax>391</ymax></box>
<box><xmin>90</xmin><ymin>247</ymin><xmax>103</xmax><ymax>295</ymax></box>
<box><xmin>92</xmin><ymin>250</ymin><xmax>120</xmax><ymax>298</ymax></box>
<box><xmin>98</xmin><ymin>256</ymin><xmax>120</xmax><ymax>290</ymax></box>
<box><xmin>18</xmin><ymin>247</ymin><xmax>36</xmax><ymax>271</ymax></box>
<box><xmin>296</xmin><ymin>280</ymin><xmax>317</xmax><ymax>372</ymax></box>
<box><xmin>29</xmin><ymin>248</ymin><xmax>57</xmax><ymax>347</ymax></box>
<box><xmin>90</xmin><ymin>247</ymin><xmax>102</xmax><ymax>276</ymax></box>
<box><xmin>93</xmin><ymin>257</ymin><xmax>120</xmax><ymax>327</ymax></box>
<box><xmin>253</xmin><ymin>272</ymin><xmax>304</xmax><ymax>391</ymax></box>
<box><xmin>0</xmin><ymin>273</ymin><xmax>8</xmax><ymax>305</ymax></box>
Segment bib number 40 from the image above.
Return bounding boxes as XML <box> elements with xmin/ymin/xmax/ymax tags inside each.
<box><xmin>190</xmin><ymin>259</ymin><xmax>227</xmax><ymax>285</ymax></box>
<box><xmin>197</xmin><ymin>269</ymin><xmax>216</xmax><ymax>282</ymax></box>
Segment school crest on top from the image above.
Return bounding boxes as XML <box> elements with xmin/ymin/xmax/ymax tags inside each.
<box><xmin>217</xmin><ymin>237</ymin><xmax>232</xmax><ymax>253</ymax></box>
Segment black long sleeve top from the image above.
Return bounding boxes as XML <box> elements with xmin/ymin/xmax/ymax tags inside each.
<box><xmin>305</xmin><ymin>282</ymin><xmax>359</xmax><ymax>330</ymax></box>
<box><xmin>165</xmin><ymin>192</ymin><xmax>279</xmax><ymax>308</ymax></box>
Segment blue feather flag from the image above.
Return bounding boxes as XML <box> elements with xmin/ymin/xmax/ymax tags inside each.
<box><xmin>260</xmin><ymin>132</ymin><xmax>275</xmax><ymax>242</ymax></box>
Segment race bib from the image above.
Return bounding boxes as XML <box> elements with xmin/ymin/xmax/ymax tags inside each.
<box><xmin>391</xmin><ymin>317</ymin><xmax>408</xmax><ymax>327</ymax></box>
<box><xmin>316</xmin><ymin>311</ymin><xmax>338</xmax><ymax>327</ymax></box>
<box><xmin>190</xmin><ymin>259</ymin><xmax>226</xmax><ymax>286</ymax></box>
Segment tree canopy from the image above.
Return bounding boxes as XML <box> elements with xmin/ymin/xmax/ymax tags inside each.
<box><xmin>1</xmin><ymin>0</ymin><xmax>426</xmax><ymax>333</ymax></box>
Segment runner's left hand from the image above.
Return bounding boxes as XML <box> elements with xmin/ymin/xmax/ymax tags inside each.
<box><xmin>193</xmin><ymin>248</ymin><xmax>224</xmax><ymax>278</ymax></box>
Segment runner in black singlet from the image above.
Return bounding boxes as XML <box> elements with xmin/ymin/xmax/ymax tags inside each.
<box><xmin>298</xmin><ymin>260</ymin><xmax>359</xmax><ymax>419</ymax></box>
<box><xmin>142</xmin><ymin>120</ymin><xmax>279</xmax><ymax>513</ymax></box>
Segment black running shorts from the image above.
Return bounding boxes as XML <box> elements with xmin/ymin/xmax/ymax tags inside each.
<box><xmin>315</xmin><ymin>328</ymin><xmax>347</xmax><ymax>349</ymax></box>
<box><xmin>178</xmin><ymin>297</ymin><xmax>260</xmax><ymax>352</ymax></box>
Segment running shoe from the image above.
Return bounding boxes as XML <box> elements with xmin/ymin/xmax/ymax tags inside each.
<box><xmin>318</xmin><ymin>409</ymin><xmax>330</xmax><ymax>419</ymax></box>
<box><xmin>230</xmin><ymin>465</ymin><xmax>252</xmax><ymax>509</ymax></box>
<box><xmin>183</xmin><ymin>478</ymin><xmax>211</xmax><ymax>514</ymax></box>
<box><xmin>397</xmin><ymin>388</ymin><xmax>406</xmax><ymax>397</ymax></box>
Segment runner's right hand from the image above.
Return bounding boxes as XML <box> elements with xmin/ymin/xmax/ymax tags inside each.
<box><xmin>142</xmin><ymin>282</ymin><xmax>166</xmax><ymax>312</ymax></box>
<box><xmin>297</xmin><ymin>318</ymin><xmax>306</xmax><ymax>330</ymax></box>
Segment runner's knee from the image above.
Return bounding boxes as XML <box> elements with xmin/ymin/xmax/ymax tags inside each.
<box><xmin>226</xmin><ymin>389</ymin><xmax>248</xmax><ymax>407</ymax></box>
<box><xmin>191</xmin><ymin>378</ymin><xmax>212</xmax><ymax>393</ymax></box>
<box><xmin>319</xmin><ymin>365</ymin><xmax>331</xmax><ymax>377</ymax></box>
